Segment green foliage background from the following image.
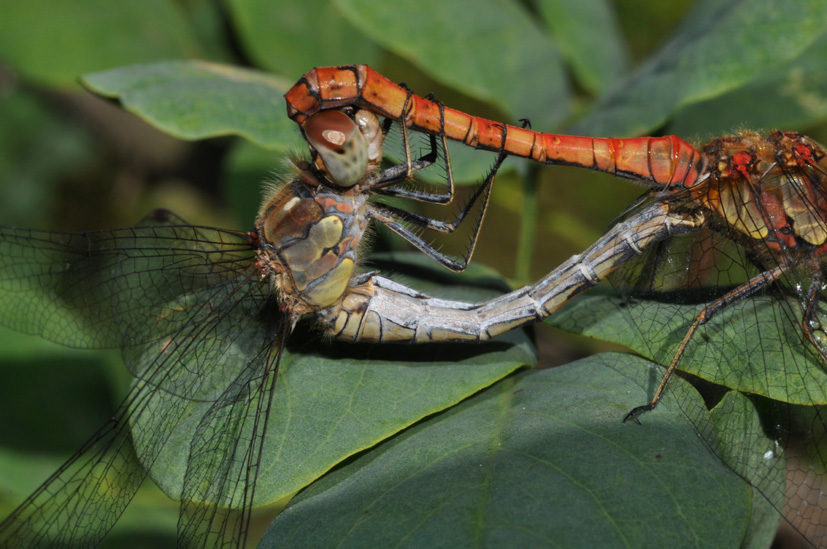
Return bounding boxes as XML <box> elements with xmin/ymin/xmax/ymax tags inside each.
<box><xmin>1</xmin><ymin>0</ymin><xmax>827</xmax><ymax>547</ymax></box>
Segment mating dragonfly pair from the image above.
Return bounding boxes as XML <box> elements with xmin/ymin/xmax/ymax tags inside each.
<box><xmin>0</xmin><ymin>64</ymin><xmax>825</xmax><ymax>547</ymax></box>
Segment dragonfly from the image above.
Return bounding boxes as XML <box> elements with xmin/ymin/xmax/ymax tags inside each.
<box><xmin>285</xmin><ymin>65</ymin><xmax>827</xmax><ymax>544</ymax></box>
<box><xmin>0</xmin><ymin>64</ymin><xmax>821</xmax><ymax>548</ymax></box>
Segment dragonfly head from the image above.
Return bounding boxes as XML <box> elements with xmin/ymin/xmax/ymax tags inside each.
<box><xmin>304</xmin><ymin>109</ymin><xmax>383</xmax><ymax>188</ymax></box>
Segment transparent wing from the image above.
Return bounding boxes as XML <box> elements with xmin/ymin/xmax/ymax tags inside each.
<box><xmin>568</xmin><ymin>181</ymin><xmax>827</xmax><ymax>542</ymax></box>
<box><xmin>0</xmin><ymin>211</ymin><xmax>284</xmax><ymax>548</ymax></box>
<box><xmin>177</xmin><ymin>321</ymin><xmax>288</xmax><ymax>547</ymax></box>
<box><xmin>0</xmin><ymin>208</ymin><xmax>256</xmax><ymax>349</ymax></box>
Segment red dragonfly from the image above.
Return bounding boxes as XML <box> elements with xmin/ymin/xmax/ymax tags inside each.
<box><xmin>285</xmin><ymin>65</ymin><xmax>827</xmax><ymax>545</ymax></box>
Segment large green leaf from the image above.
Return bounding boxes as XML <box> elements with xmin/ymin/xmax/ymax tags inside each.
<box><xmin>225</xmin><ymin>0</ymin><xmax>380</xmax><ymax>78</ymax></box>
<box><xmin>0</xmin><ymin>0</ymin><xmax>203</xmax><ymax>89</ymax></box>
<box><xmin>572</xmin><ymin>0</ymin><xmax>827</xmax><ymax>136</ymax></box>
<box><xmin>262</xmin><ymin>354</ymin><xmax>774</xmax><ymax>548</ymax></box>
<box><xmin>534</xmin><ymin>0</ymin><xmax>630</xmax><ymax>95</ymax></box>
<box><xmin>334</xmin><ymin>0</ymin><xmax>570</xmax><ymax>131</ymax></box>
<box><xmin>130</xmin><ymin>253</ymin><xmax>536</xmax><ymax>505</ymax></box>
<box><xmin>81</xmin><ymin>61</ymin><xmax>301</xmax><ymax>151</ymax></box>
<box><xmin>547</xmin><ymin>292</ymin><xmax>827</xmax><ymax>406</ymax></box>
<box><xmin>669</xmin><ymin>33</ymin><xmax>827</xmax><ymax>137</ymax></box>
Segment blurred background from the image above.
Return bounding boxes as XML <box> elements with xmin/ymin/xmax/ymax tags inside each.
<box><xmin>1</xmin><ymin>0</ymin><xmax>826</xmax><ymax>544</ymax></box>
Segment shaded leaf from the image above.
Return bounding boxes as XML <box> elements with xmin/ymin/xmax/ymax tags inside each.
<box><xmin>335</xmin><ymin>0</ymin><xmax>570</xmax><ymax>130</ymax></box>
<box><xmin>535</xmin><ymin>0</ymin><xmax>630</xmax><ymax>95</ymax></box>
<box><xmin>225</xmin><ymin>0</ymin><xmax>380</xmax><ymax>78</ymax></box>
<box><xmin>0</xmin><ymin>91</ymin><xmax>99</xmax><ymax>227</ymax></box>
<box><xmin>0</xmin><ymin>0</ymin><xmax>203</xmax><ymax>88</ymax></box>
<box><xmin>82</xmin><ymin>61</ymin><xmax>302</xmax><ymax>150</ymax></box>
<box><xmin>263</xmin><ymin>354</ymin><xmax>766</xmax><ymax>548</ymax></box>
<box><xmin>572</xmin><ymin>0</ymin><xmax>827</xmax><ymax>136</ymax></box>
<box><xmin>223</xmin><ymin>141</ymin><xmax>290</xmax><ymax>228</ymax></box>
<box><xmin>670</xmin><ymin>33</ymin><xmax>827</xmax><ymax>138</ymax></box>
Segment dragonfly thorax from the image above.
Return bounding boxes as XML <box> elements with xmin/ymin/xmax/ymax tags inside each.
<box><xmin>254</xmin><ymin>177</ymin><xmax>369</xmax><ymax>315</ymax></box>
<box><xmin>697</xmin><ymin>130</ymin><xmax>827</xmax><ymax>255</ymax></box>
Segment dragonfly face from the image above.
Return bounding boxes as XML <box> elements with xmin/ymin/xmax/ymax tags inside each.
<box><xmin>253</xmin><ymin>108</ymin><xmax>385</xmax><ymax>317</ymax></box>
<box><xmin>302</xmin><ymin>109</ymin><xmax>384</xmax><ymax>188</ymax></box>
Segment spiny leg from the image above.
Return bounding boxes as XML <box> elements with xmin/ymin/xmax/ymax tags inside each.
<box><xmin>623</xmin><ymin>263</ymin><xmax>787</xmax><ymax>423</ymax></box>
<box><xmin>367</xmin><ymin>124</ymin><xmax>510</xmax><ymax>272</ymax></box>
<box><xmin>364</xmin><ymin>97</ymin><xmax>457</xmax><ymax>205</ymax></box>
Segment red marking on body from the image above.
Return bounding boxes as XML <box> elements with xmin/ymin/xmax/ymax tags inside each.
<box><xmin>316</xmin><ymin>195</ymin><xmax>355</xmax><ymax>215</ymax></box>
<box><xmin>794</xmin><ymin>143</ymin><xmax>815</xmax><ymax>165</ymax></box>
<box><xmin>732</xmin><ymin>151</ymin><xmax>753</xmax><ymax>179</ymax></box>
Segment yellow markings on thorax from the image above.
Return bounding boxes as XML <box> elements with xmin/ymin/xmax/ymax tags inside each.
<box><xmin>280</xmin><ymin>215</ymin><xmax>353</xmax><ymax>308</ymax></box>
<box><xmin>715</xmin><ymin>180</ymin><xmax>769</xmax><ymax>241</ymax></box>
<box><xmin>780</xmin><ymin>175</ymin><xmax>827</xmax><ymax>246</ymax></box>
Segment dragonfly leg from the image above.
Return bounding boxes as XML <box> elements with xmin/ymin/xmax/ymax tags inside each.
<box><xmin>800</xmin><ymin>264</ymin><xmax>827</xmax><ymax>363</ymax></box>
<box><xmin>364</xmin><ymin>102</ymin><xmax>458</xmax><ymax>205</ymax></box>
<box><xmin>365</xmin><ymin>126</ymin><xmax>509</xmax><ymax>272</ymax></box>
<box><xmin>623</xmin><ymin>263</ymin><xmax>788</xmax><ymax>423</ymax></box>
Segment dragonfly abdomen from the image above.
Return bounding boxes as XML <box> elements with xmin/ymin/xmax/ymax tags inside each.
<box><xmin>285</xmin><ymin>65</ymin><xmax>704</xmax><ymax>189</ymax></box>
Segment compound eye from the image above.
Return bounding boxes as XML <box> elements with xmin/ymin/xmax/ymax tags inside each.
<box><xmin>304</xmin><ymin>110</ymin><xmax>369</xmax><ymax>188</ymax></box>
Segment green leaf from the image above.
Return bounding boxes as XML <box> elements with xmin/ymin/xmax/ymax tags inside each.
<box><xmin>709</xmin><ymin>392</ymin><xmax>785</xmax><ymax>548</ymax></box>
<box><xmin>81</xmin><ymin>61</ymin><xmax>303</xmax><ymax>150</ymax></box>
<box><xmin>571</xmin><ymin>0</ymin><xmax>827</xmax><ymax>136</ymax></box>
<box><xmin>0</xmin><ymin>326</ymin><xmax>131</xmax><ymax>522</ymax></box>
<box><xmin>0</xmin><ymin>0</ymin><xmax>203</xmax><ymax>88</ymax></box>
<box><xmin>263</xmin><ymin>354</ymin><xmax>767</xmax><ymax>548</ymax></box>
<box><xmin>225</xmin><ymin>0</ymin><xmax>380</xmax><ymax>78</ymax></box>
<box><xmin>334</xmin><ymin>0</ymin><xmax>571</xmax><ymax>130</ymax></box>
<box><xmin>0</xmin><ymin>327</ymin><xmax>121</xmax><ymax>455</ymax></box>
<box><xmin>177</xmin><ymin>0</ymin><xmax>236</xmax><ymax>63</ymax></box>
<box><xmin>534</xmin><ymin>0</ymin><xmax>630</xmax><ymax>95</ymax></box>
<box><xmin>547</xmin><ymin>292</ymin><xmax>827</xmax><ymax>406</ymax></box>
<box><xmin>130</xmin><ymin>253</ymin><xmax>537</xmax><ymax>505</ymax></box>
<box><xmin>669</xmin><ymin>33</ymin><xmax>827</xmax><ymax>137</ymax></box>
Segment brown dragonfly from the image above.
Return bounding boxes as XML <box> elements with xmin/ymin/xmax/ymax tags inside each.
<box><xmin>0</xmin><ymin>92</ymin><xmax>526</xmax><ymax>547</ymax></box>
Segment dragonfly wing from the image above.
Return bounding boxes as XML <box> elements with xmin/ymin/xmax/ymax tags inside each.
<box><xmin>595</xmin><ymin>189</ymin><xmax>827</xmax><ymax>543</ymax></box>
<box><xmin>177</xmin><ymin>318</ymin><xmax>290</xmax><ymax>547</ymax></box>
<box><xmin>0</xmin><ymin>208</ymin><xmax>255</xmax><ymax>350</ymax></box>
<box><xmin>0</xmin><ymin>403</ymin><xmax>146</xmax><ymax>546</ymax></box>
<box><xmin>0</xmin><ymin>244</ymin><xmax>279</xmax><ymax>547</ymax></box>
